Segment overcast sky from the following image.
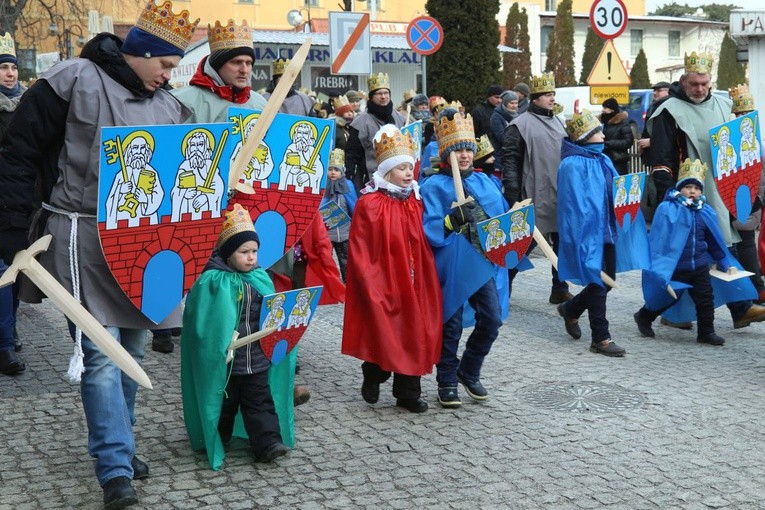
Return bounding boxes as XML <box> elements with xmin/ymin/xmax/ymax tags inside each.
<box><xmin>645</xmin><ymin>0</ymin><xmax>761</xmax><ymax>13</ymax></box>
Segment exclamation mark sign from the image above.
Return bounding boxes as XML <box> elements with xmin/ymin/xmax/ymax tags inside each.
<box><xmin>607</xmin><ymin>51</ymin><xmax>612</xmax><ymax>81</ymax></box>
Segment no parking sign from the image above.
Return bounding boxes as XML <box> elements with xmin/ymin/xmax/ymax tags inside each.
<box><xmin>406</xmin><ymin>16</ymin><xmax>443</xmax><ymax>56</ymax></box>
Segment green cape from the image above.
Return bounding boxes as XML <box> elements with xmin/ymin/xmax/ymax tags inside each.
<box><xmin>181</xmin><ymin>267</ymin><xmax>296</xmax><ymax>470</ymax></box>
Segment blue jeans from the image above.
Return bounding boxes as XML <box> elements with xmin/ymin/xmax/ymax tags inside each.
<box><xmin>69</xmin><ymin>322</ymin><xmax>147</xmax><ymax>486</ymax></box>
<box><xmin>437</xmin><ymin>278</ymin><xmax>502</xmax><ymax>386</ymax></box>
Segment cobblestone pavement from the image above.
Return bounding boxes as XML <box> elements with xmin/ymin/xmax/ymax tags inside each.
<box><xmin>2</xmin><ymin>254</ymin><xmax>765</xmax><ymax>509</ymax></box>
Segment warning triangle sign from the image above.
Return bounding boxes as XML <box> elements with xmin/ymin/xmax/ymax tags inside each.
<box><xmin>587</xmin><ymin>40</ymin><xmax>631</xmax><ymax>86</ymax></box>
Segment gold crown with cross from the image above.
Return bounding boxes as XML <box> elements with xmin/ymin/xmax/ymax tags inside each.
<box><xmin>530</xmin><ymin>72</ymin><xmax>555</xmax><ymax>95</ymax></box>
<box><xmin>135</xmin><ymin>0</ymin><xmax>199</xmax><ymax>52</ymax></box>
<box><xmin>208</xmin><ymin>19</ymin><xmax>252</xmax><ymax>53</ymax></box>
<box><xmin>684</xmin><ymin>51</ymin><xmax>713</xmax><ymax>74</ymax></box>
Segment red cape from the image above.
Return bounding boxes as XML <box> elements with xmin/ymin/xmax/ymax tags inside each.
<box><xmin>341</xmin><ymin>191</ymin><xmax>442</xmax><ymax>376</ymax></box>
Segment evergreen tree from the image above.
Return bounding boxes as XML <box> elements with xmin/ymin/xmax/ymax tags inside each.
<box><xmin>517</xmin><ymin>7</ymin><xmax>532</xmax><ymax>84</ymax></box>
<box><xmin>503</xmin><ymin>3</ymin><xmax>522</xmax><ymax>88</ymax></box>
<box><xmin>425</xmin><ymin>0</ymin><xmax>501</xmax><ymax>109</ymax></box>
<box><xmin>544</xmin><ymin>0</ymin><xmax>576</xmax><ymax>87</ymax></box>
<box><xmin>716</xmin><ymin>31</ymin><xmax>746</xmax><ymax>90</ymax></box>
<box><xmin>630</xmin><ymin>49</ymin><xmax>651</xmax><ymax>88</ymax></box>
<box><xmin>579</xmin><ymin>27</ymin><xmax>603</xmax><ymax>85</ymax></box>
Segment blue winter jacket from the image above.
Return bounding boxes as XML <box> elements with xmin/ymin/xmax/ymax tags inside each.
<box><xmin>673</xmin><ymin>198</ymin><xmax>728</xmax><ymax>272</ymax></box>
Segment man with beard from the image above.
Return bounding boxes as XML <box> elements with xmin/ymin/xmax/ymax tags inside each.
<box><xmin>263</xmin><ymin>58</ymin><xmax>316</xmax><ymax>117</ymax></box>
<box><xmin>345</xmin><ymin>73</ymin><xmax>406</xmax><ymax>190</ymax></box>
<box><xmin>0</xmin><ymin>1</ymin><xmax>197</xmax><ymax>506</ymax></box>
<box><xmin>171</xmin><ymin>130</ymin><xmax>224</xmax><ymax>221</ymax></box>
<box><xmin>278</xmin><ymin>121</ymin><xmax>324</xmax><ymax>193</ymax></box>
<box><xmin>647</xmin><ymin>52</ymin><xmax>765</xmax><ymax>330</ymax></box>
<box><xmin>105</xmin><ymin>134</ymin><xmax>164</xmax><ymax>229</ymax></box>
<box><xmin>230</xmin><ymin>117</ymin><xmax>274</xmax><ymax>188</ymax></box>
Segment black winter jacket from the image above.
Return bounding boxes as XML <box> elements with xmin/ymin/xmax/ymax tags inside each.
<box><xmin>601</xmin><ymin>110</ymin><xmax>633</xmax><ymax>174</ymax></box>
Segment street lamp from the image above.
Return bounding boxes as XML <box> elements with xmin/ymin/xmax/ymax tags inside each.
<box><xmin>48</xmin><ymin>15</ymin><xmax>86</xmax><ymax>60</ymax></box>
<box><xmin>287</xmin><ymin>8</ymin><xmax>312</xmax><ymax>33</ymax></box>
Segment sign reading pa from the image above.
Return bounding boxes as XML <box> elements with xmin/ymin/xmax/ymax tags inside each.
<box><xmin>227</xmin><ymin>107</ymin><xmax>334</xmax><ymax>270</ymax></box>
<box><xmin>709</xmin><ymin>111</ymin><xmax>762</xmax><ymax>222</ymax></box>
<box><xmin>98</xmin><ymin>123</ymin><xmax>232</xmax><ymax>324</ymax></box>
<box><xmin>476</xmin><ymin>204</ymin><xmax>535</xmax><ymax>269</ymax></box>
<box><xmin>613</xmin><ymin>171</ymin><xmax>645</xmax><ymax>231</ymax></box>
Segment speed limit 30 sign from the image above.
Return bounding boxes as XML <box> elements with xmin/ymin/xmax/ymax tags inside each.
<box><xmin>590</xmin><ymin>0</ymin><xmax>628</xmax><ymax>39</ymax></box>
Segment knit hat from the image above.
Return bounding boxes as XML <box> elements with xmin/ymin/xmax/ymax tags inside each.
<box><xmin>373</xmin><ymin>124</ymin><xmax>415</xmax><ymax>176</ymax></box>
<box><xmin>121</xmin><ymin>0</ymin><xmax>199</xmax><ymax>58</ymax></box>
<box><xmin>346</xmin><ymin>90</ymin><xmax>362</xmax><ymax>102</ymax></box>
<box><xmin>501</xmin><ymin>90</ymin><xmax>518</xmax><ymax>105</ymax></box>
<box><xmin>411</xmin><ymin>93</ymin><xmax>429</xmax><ymax>107</ymax></box>
<box><xmin>218</xmin><ymin>203</ymin><xmax>259</xmax><ymax>261</ymax></box>
<box><xmin>676</xmin><ymin>158</ymin><xmax>706</xmax><ymax>191</ymax></box>
<box><xmin>207</xmin><ymin>19</ymin><xmax>254</xmax><ymax>71</ymax></box>
<box><xmin>602</xmin><ymin>98</ymin><xmax>620</xmax><ymax>111</ymax></box>
<box><xmin>652</xmin><ymin>81</ymin><xmax>671</xmax><ymax>90</ymax></box>
<box><xmin>436</xmin><ymin>108</ymin><xmax>477</xmax><ymax>161</ymax></box>
<box><xmin>0</xmin><ymin>33</ymin><xmax>16</xmax><ymax>65</ymax></box>
<box><xmin>513</xmin><ymin>83</ymin><xmax>530</xmax><ymax>97</ymax></box>
<box><xmin>487</xmin><ymin>84</ymin><xmax>504</xmax><ymax>98</ymax></box>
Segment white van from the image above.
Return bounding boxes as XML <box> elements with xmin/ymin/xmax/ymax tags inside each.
<box><xmin>554</xmin><ymin>86</ymin><xmax>602</xmax><ymax>119</ymax></box>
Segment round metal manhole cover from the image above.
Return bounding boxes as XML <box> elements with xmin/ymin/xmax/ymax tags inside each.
<box><xmin>519</xmin><ymin>382</ymin><xmax>644</xmax><ymax>412</ymax></box>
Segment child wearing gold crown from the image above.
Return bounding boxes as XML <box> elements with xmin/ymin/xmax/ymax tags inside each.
<box><xmin>634</xmin><ymin>159</ymin><xmax>744</xmax><ymax>346</ymax></box>
<box><xmin>420</xmin><ymin>108</ymin><xmax>510</xmax><ymax>408</ymax></box>
<box><xmin>181</xmin><ymin>204</ymin><xmax>294</xmax><ymax>469</ymax></box>
<box><xmin>321</xmin><ymin>148</ymin><xmax>358</xmax><ymax>281</ymax></box>
<box><xmin>557</xmin><ymin>110</ymin><xmax>649</xmax><ymax>357</ymax></box>
<box><xmin>341</xmin><ymin>124</ymin><xmax>442</xmax><ymax>413</ymax></box>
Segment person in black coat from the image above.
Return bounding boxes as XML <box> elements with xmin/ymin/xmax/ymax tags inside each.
<box><xmin>600</xmin><ymin>97</ymin><xmax>634</xmax><ymax>175</ymax></box>
<box><xmin>471</xmin><ymin>84</ymin><xmax>503</xmax><ymax>138</ymax></box>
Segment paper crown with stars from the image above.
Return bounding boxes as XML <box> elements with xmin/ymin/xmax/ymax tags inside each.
<box><xmin>565</xmin><ymin>109</ymin><xmax>602</xmax><ymax>143</ymax></box>
<box><xmin>530</xmin><ymin>72</ymin><xmax>555</xmax><ymax>95</ymax></box>
<box><xmin>135</xmin><ymin>0</ymin><xmax>199</xmax><ymax>53</ymax></box>
<box><xmin>684</xmin><ymin>51</ymin><xmax>714</xmax><ymax>74</ymax></box>
<box><xmin>676</xmin><ymin>158</ymin><xmax>707</xmax><ymax>191</ymax></box>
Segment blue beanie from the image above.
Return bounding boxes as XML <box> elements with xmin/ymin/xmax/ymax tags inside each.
<box><xmin>121</xmin><ymin>27</ymin><xmax>186</xmax><ymax>58</ymax></box>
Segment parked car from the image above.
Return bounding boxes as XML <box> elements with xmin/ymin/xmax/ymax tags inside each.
<box><xmin>553</xmin><ymin>86</ymin><xmax>601</xmax><ymax>120</ymax></box>
<box><xmin>627</xmin><ymin>89</ymin><xmax>652</xmax><ymax>137</ymax></box>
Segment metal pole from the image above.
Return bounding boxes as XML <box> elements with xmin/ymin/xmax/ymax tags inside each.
<box><xmin>422</xmin><ymin>55</ymin><xmax>427</xmax><ymax>96</ymax></box>
<box><xmin>65</xmin><ymin>28</ymin><xmax>72</xmax><ymax>59</ymax></box>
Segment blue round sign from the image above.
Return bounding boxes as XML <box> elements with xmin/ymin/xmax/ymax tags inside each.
<box><xmin>406</xmin><ymin>16</ymin><xmax>444</xmax><ymax>56</ymax></box>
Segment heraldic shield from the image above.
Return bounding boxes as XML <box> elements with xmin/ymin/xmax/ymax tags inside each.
<box><xmin>710</xmin><ymin>111</ymin><xmax>762</xmax><ymax>222</ymax></box>
<box><xmin>226</xmin><ymin>107</ymin><xmax>334</xmax><ymax>270</ymax></box>
<box><xmin>476</xmin><ymin>204</ymin><xmax>535</xmax><ymax>269</ymax></box>
<box><xmin>613</xmin><ymin>172</ymin><xmax>645</xmax><ymax>232</ymax></box>
<box><xmin>258</xmin><ymin>286</ymin><xmax>323</xmax><ymax>364</ymax></box>
<box><xmin>98</xmin><ymin>123</ymin><xmax>233</xmax><ymax>324</ymax></box>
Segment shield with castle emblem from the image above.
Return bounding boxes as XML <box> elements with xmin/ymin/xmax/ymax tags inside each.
<box><xmin>226</xmin><ymin>107</ymin><xmax>334</xmax><ymax>270</ymax></box>
<box><xmin>476</xmin><ymin>204</ymin><xmax>535</xmax><ymax>269</ymax></box>
<box><xmin>613</xmin><ymin>172</ymin><xmax>645</xmax><ymax>232</ymax></box>
<box><xmin>98</xmin><ymin>123</ymin><xmax>233</xmax><ymax>324</ymax></box>
<box><xmin>709</xmin><ymin>111</ymin><xmax>762</xmax><ymax>222</ymax></box>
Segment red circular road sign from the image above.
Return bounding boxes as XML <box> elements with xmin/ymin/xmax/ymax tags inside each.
<box><xmin>406</xmin><ymin>16</ymin><xmax>444</xmax><ymax>56</ymax></box>
<box><xmin>589</xmin><ymin>0</ymin><xmax>628</xmax><ymax>40</ymax></box>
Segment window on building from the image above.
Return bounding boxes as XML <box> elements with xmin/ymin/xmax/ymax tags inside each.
<box><xmin>305</xmin><ymin>0</ymin><xmax>319</xmax><ymax>6</ymax></box>
<box><xmin>541</xmin><ymin>26</ymin><xmax>553</xmax><ymax>54</ymax></box>
<box><xmin>630</xmin><ymin>29</ymin><xmax>643</xmax><ymax>56</ymax></box>
<box><xmin>668</xmin><ymin>30</ymin><xmax>680</xmax><ymax>57</ymax></box>
<box><xmin>545</xmin><ymin>0</ymin><xmax>557</xmax><ymax>10</ymax></box>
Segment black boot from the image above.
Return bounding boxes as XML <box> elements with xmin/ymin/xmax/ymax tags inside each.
<box><xmin>151</xmin><ymin>332</ymin><xmax>173</xmax><ymax>353</ymax></box>
<box><xmin>0</xmin><ymin>350</ymin><xmax>25</xmax><ymax>375</ymax></box>
<box><xmin>634</xmin><ymin>310</ymin><xmax>655</xmax><ymax>338</ymax></box>
<box><xmin>102</xmin><ymin>476</ymin><xmax>137</xmax><ymax>509</ymax></box>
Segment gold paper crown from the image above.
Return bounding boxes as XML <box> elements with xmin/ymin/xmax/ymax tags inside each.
<box><xmin>730</xmin><ymin>83</ymin><xmax>755</xmax><ymax>114</ymax></box>
<box><xmin>374</xmin><ymin>128</ymin><xmax>416</xmax><ymax>166</ymax></box>
<box><xmin>684</xmin><ymin>52</ymin><xmax>713</xmax><ymax>74</ymax></box>
<box><xmin>403</xmin><ymin>89</ymin><xmax>416</xmax><ymax>102</ymax></box>
<box><xmin>367</xmin><ymin>72</ymin><xmax>390</xmax><ymax>92</ymax></box>
<box><xmin>677</xmin><ymin>158</ymin><xmax>707</xmax><ymax>187</ymax></box>
<box><xmin>333</xmin><ymin>94</ymin><xmax>350</xmax><ymax>111</ymax></box>
<box><xmin>475</xmin><ymin>134</ymin><xmax>494</xmax><ymax>160</ymax></box>
<box><xmin>565</xmin><ymin>109</ymin><xmax>601</xmax><ymax>142</ymax></box>
<box><xmin>436</xmin><ymin>111</ymin><xmax>476</xmax><ymax>158</ymax></box>
<box><xmin>329</xmin><ymin>148</ymin><xmax>345</xmax><ymax>168</ymax></box>
<box><xmin>208</xmin><ymin>19</ymin><xmax>252</xmax><ymax>53</ymax></box>
<box><xmin>218</xmin><ymin>203</ymin><xmax>255</xmax><ymax>247</ymax></box>
<box><xmin>0</xmin><ymin>32</ymin><xmax>15</xmax><ymax>57</ymax></box>
<box><xmin>272</xmin><ymin>58</ymin><xmax>289</xmax><ymax>76</ymax></box>
<box><xmin>552</xmin><ymin>102</ymin><xmax>564</xmax><ymax>116</ymax></box>
<box><xmin>135</xmin><ymin>1</ymin><xmax>199</xmax><ymax>52</ymax></box>
<box><xmin>530</xmin><ymin>72</ymin><xmax>555</xmax><ymax>95</ymax></box>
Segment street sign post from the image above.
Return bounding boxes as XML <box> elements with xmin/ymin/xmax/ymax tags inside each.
<box><xmin>329</xmin><ymin>11</ymin><xmax>371</xmax><ymax>75</ymax></box>
<box><xmin>589</xmin><ymin>0</ymin><xmax>628</xmax><ymax>40</ymax></box>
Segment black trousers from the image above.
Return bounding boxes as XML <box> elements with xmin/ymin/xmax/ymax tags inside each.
<box><xmin>734</xmin><ymin>230</ymin><xmax>765</xmax><ymax>292</ymax></box>
<box><xmin>218</xmin><ymin>371</ymin><xmax>282</xmax><ymax>457</ymax></box>
<box><xmin>362</xmin><ymin>361</ymin><xmax>421</xmax><ymax>401</ymax></box>
<box><xmin>332</xmin><ymin>240</ymin><xmax>349</xmax><ymax>282</ymax></box>
<box><xmin>565</xmin><ymin>244</ymin><xmax>616</xmax><ymax>342</ymax></box>
<box><xmin>639</xmin><ymin>265</ymin><xmax>715</xmax><ymax>338</ymax></box>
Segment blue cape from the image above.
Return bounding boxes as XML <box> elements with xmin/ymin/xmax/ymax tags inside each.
<box><xmin>642</xmin><ymin>196</ymin><xmax>756</xmax><ymax>320</ymax></box>
<box><xmin>421</xmin><ymin>171</ymin><xmax>510</xmax><ymax>323</ymax></box>
<box><xmin>557</xmin><ymin>139</ymin><xmax>649</xmax><ymax>286</ymax></box>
